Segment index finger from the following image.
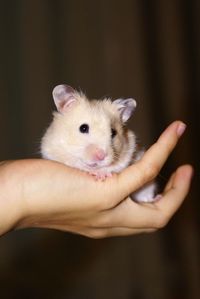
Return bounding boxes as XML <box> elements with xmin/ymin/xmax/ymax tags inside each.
<box><xmin>117</xmin><ymin>121</ymin><xmax>187</xmax><ymax>199</ymax></box>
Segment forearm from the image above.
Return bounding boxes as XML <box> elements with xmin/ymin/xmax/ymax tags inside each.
<box><xmin>0</xmin><ymin>159</ymin><xmax>103</xmax><ymax>235</ymax></box>
<box><xmin>0</xmin><ymin>161</ymin><xmax>24</xmax><ymax>235</ymax></box>
<box><xmin>0</xmin><ymin>159</ymin><xmax>77</xmax><ymax>234</ymax></box>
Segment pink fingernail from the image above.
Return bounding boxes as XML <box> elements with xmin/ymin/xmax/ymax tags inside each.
<box><xmin>177</xmin><ymin>123</ymin><xmax>187</xmax><ymax>137</ymax></box>
<box><xmin>154</xmin><ymin>194</ymin><xmax>162</xmax><ymax>202</ymax></box>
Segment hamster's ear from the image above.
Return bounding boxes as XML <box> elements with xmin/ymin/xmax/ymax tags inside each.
<box><xmin>52</xmin><ymin>84</ymin><xmax>77</xmax><ymax>113</ymax></box>
<box><xmin>113</xmin><ymin>98</ymin><xmax>137</xmax><ymax>122</ymax></box>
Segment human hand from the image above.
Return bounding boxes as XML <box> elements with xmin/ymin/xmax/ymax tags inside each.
<box><xmin>0</xmin><ymin>121</ymin><xmax>193</xmax><ymax>238</ymax></box>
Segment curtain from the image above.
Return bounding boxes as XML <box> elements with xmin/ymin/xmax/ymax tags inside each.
<box><xmin>0</xmin><ymin>1</ymin><xmax>199</xmax><ymax>298</ymax></box>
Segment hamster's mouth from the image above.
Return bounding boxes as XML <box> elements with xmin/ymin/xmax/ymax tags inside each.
<box><xmin>85</xmin><ymin>162</ymin><xmax>100</xmax><ymax>169</ymax></box>
<box><xmin>84</xmin><ymin>161</ymin><xmax>111</xmax><ymax>170</ymax></box>
<box><xmin>87</xmin><ymin>162</ymin><xmax>98</xmax><ymax>168</ymax></box>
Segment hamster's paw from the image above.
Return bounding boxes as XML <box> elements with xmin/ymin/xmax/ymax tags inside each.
<box><xmin>89</xmin><ymin>170</ymin><xmax>113</xmax><ymax>181</ymax></box>
<box><xmin>131</xmin><ymin>181</ymin><xmax>158</xmax><ymax>203</ymax></box>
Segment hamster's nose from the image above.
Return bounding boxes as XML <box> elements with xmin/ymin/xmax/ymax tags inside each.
<box><xmin>94</xmin><ymin>148</ymin><xmax>106</xmax><ymax>161</ymax></box>
<box><xmin>86</xmin><ymin>144</ymin><xmax>107</xmax><ymax>162</ymax></box>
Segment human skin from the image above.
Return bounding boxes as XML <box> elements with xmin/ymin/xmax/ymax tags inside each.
<box><xmin>0</xmin><ymin>121</ymin><xmax>193</xmax><ymax>238</ymax></box>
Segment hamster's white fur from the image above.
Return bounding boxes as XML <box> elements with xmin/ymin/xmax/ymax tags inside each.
<box><xmin>41</xmin><ymin>84</ymin><xmax>157</xmax><ymax>202</ymax></box>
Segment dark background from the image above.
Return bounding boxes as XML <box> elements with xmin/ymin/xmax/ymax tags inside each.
<box><xmin>0</xmin><ymin>1</ymin><xmax>199</xmax><ymax>298</ymax></box>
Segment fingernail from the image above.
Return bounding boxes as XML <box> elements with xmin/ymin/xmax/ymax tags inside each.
<box><xmin>177</xmin><ymin>122</ymin><xmax>187</xmax><ymax>137</ymax></box>
<box><xmin>154</xmin><ymin>194</ymin><xmax>162</xmax><ymax>202</ymax></box>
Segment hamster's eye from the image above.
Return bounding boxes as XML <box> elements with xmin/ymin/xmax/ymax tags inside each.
<box><xmin>79</xmin><ymin>123</ymin><xmax>89</xmax><ymax>133</ymax></box>
<box><xmin>111</xmin><ymin>128</ymin><xmax>117</xmax><ymax>138</ymax></box>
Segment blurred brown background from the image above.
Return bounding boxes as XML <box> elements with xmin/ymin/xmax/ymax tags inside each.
<box><xmin>0</xmin><ymin>1</ymin><xmax>199</xmax><ymax>298</ymax></box>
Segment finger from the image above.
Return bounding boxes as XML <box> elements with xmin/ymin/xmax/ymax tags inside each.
<box><xmin>162</xmin><ymin>171</ymin><xmax>176</xmax><ymax>193</ymax></box>
<box><xmin>117</xmin><ymin>121</ymin><xmax>187</xmax><ymax>199</ymax></box>
<box><xmin>154</xmin><ymin>164</ymin><xmax>193</xmax><ymax>221</ymax></box>
<box><xmin>97</xmin><ymin>164</ymin><xmax>193</xmax><ymax>229</ymax></box>
<box><xmin>97</xmin><ymin>197</ymin><xmax>160</xmax><ymax>229</ymax></box>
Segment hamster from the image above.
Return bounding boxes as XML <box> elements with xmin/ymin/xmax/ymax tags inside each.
<box><xmin>41</xmin><ymin>84</ymin><xmax>157</xmax><ymax>202</ymax></box>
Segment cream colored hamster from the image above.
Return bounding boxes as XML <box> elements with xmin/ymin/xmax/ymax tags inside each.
<box><xmin>41</xmin><ymin>84</ymin><xmax>157</xmax><ymax>202</ymax></box>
